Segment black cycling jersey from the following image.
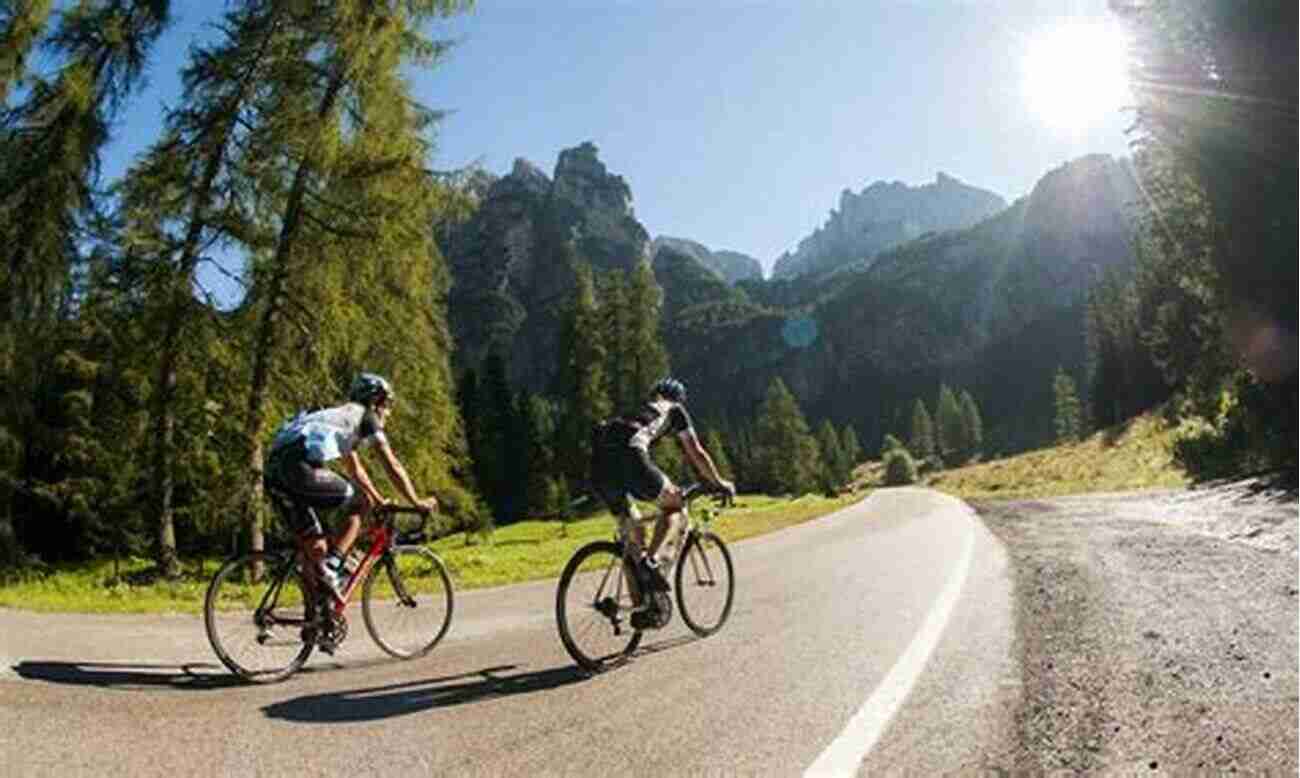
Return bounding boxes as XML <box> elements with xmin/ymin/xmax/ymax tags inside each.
<box><xmin>620</xmin><ymin>398</ymin><xmax>694</xmax><ymax>451</ymax></box>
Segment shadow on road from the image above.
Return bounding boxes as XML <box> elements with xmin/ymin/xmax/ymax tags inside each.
<box><xmin>11</xmin><ymin>654</ymin><xmax>404</xmax><ymax>690</ymax></box>
<box><xmin>263</xmin><ymin>663</ymin><xmax>590</xmax><ymax>723</ymax></box>
<box><xmin>11</xmin><ymin>660</ymin><xmax>244</xmax><ymax>690</ymax></box>
<box><xmin>635</xmin><ymin>634</ymin><xmax>698</xmax><ymax>657</ymax></box>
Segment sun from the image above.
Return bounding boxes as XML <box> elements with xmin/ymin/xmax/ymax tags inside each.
<box><xmin>1021</xmin><ymin>21</ymin><xmax>1132</xmax><ymax>129</ymax></box>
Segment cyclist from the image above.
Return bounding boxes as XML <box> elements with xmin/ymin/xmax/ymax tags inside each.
<box><xmin>263</xmin><ymin>372</ymin><xmax>438</xmax><ymax>600</ymax></box>
<box><xmin>590</xmin><ymin>376</ymin><xmax>735</xmax><ymax>596</ymax></box>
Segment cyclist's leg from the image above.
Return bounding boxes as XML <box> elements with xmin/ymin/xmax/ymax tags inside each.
<box><xmin>331</xmin><ymin>482</ymin><xmax>374</xmax><ymax>558</ymax></box>
<box><xmin>650</xmin><ymin>484</ymin><xmax>685</xmax><ymax>563</ymax></box>
<box><xmin>628</xmin><ymin>447</ymin><xmax>678</xmax><ymax>560</ymax></box>
<box><xmin>278</xmin><ymin>458</ymin><xmax>355</xmax><ymax>569</ymax></box>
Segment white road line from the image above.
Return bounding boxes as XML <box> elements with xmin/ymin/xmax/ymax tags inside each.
<box><xmin>804</xmin><ymin>511</ymin><xmax>977</xmax><ymax>777</ymax></box>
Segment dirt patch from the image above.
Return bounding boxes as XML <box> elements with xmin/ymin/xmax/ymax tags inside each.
<box><xmin>976</xmin><ymin>480</ymin><xmax>1298</xmax><ymax>773</ymax></box>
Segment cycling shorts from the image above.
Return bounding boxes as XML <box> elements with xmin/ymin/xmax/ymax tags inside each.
<box><xmin>264</xmin><ymin>441</ymin><xmax>360</xmax><ymax>536</ymax></box>
<box><xmin>590</xmin><ymin>421</ymin><xmax>668</xmax><ymax>519</ymax></box>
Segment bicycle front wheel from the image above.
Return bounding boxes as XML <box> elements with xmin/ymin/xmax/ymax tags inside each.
<box><xmin>675</xmin><ymin>530</ymin><xmax>735</xmax><ymax>637</ymax></box>
<box><xmin>204</xmin><ymin>552</ymin><xmax>315</xmax><ymax>683</ymax></box>
<box><xmin>556</xmin><ymin>541</ymin><xmax>642</xmax><ymax>671</ymax></box>
<box><xmin>362</xmin><ymin>545</ymin><xmax>454</xmax><ymax>659</ymax></box>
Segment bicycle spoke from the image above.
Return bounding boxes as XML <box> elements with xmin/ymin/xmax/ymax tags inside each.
<box><xmin>556</xmin><ymin>542</ymin><xmax>641</xmax><ymax>671</ymax></box>
<box><xmin>204</xmin><ymin>553</ymin><xmax>315</xmax><ymax>683</ymax></box>
<box><xmin>675</xmin><ymin>532</ymin><xmax>734</xmax><ymax>637</ymax></box>
<box><xmin>363</xmin><ymin>546</ymin><xmax>453</xmax><ymax>659</ymax></box>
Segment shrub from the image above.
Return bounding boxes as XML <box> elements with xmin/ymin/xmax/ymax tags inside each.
<box><xmin>883</xmin><ymin>448</ymin><xmax>919</xmax><ymax>485</ymax></box>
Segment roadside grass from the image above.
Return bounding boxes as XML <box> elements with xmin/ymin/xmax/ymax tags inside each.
<box><xmin>2</xmin><ymin>413</ymin><xmax>1192</xmax><ymax>614</ymax></box>
<box><xmin>925</xmin><ymin>412</ymin><xmax>1189</xmax><ymax>501</ymax></box>
<box><xmin>0</xmin><ymin>491</ymin><xmax>862</xmax><ymax>614</ymax></box>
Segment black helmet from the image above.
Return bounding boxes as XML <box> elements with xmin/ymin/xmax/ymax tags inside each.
<box><xmin>651</xmin><ymin>376</ymin><xmax>686</xmax><ymax>403</ymax></box>
<box><xmin>349</xmin><ymin>372</ymin><xmax>394</xmax><ymax>407</ymax></box>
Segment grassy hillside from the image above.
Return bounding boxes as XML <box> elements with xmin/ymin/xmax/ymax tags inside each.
<box><xmin>925</xmin><ymin>413</ymin><xmax>1188</xmax><ymax>500</ymax></box>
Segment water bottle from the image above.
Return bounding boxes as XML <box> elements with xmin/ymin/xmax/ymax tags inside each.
<box><xmin>342</xmin><ymin>547</ymin><xmax>364</xmax><ymax>577</ymax></box>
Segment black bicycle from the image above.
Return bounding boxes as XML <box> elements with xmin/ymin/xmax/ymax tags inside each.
<box><xmin>555</xmin><ymin>482</ymin><xmax>735</xmax><ymax>672</ymax></box>
<box><xmin>204</xmin><ymin>504</ymin><xmax>453</xmax><ymax>683</ymax></box>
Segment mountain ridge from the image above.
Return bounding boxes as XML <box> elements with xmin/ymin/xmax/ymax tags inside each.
<box><xmin>437</xmin><ymin>145</ymin><xmax>1137</xmax><ymax>453</ymax></box>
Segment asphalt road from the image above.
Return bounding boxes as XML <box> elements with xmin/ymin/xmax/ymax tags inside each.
<box><xmin>0</xmin><ymin>488</ymin><xmax>1016</xmax><ymax>777</ymax></box>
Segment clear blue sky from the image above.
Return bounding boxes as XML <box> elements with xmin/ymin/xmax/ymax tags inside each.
<box><xmin>104</xmin><ymin>0</ymin><xmax>1134</xmax><ymax>277</ymax></box>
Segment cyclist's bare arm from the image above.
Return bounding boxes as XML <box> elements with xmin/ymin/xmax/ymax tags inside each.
<box><xmin>376</xmin><ymin>440</ymin><xmax>437</xmax><ymax>511</ymax></box>
<box><xmin>343</xmin><ymin>451</ymin><xmax>386</xmax><ymax>507</ymax></box>
<box><xmin>678</xmin><ymin>430</ymin><xmax>731</xmax><ymax>491</ymax></box>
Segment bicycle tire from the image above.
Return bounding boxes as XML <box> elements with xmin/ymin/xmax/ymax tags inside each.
<box><xmin>362</xmin><ymin>545</ymin><xmax>454</xmax><ymax>659</ymax></box>
<box><xmin>556</xmin><ymin>540</ymin><xmax>642</xmax><ymax>671</ymax></box>
<box><xmin>204</xmin><ymin>552</ymin><xmax>315</xmax><ymax>683</ymax></box>
<box><xmin>675</xmin><ymin>530</ymin><xmax>735</xmax><ymax>637</ymax></box>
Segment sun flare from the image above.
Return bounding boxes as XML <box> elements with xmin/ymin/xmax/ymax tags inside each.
<box><xmin>1021</xmin><ymin>22</ymin><xmax>1132</xmax><ymax>129</ymax></box>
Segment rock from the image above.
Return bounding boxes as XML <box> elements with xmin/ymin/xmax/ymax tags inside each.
<box><xmin>771</xmin><ymin>171</ymin><xmax>1007</xmax><ymax>281</ymax></box>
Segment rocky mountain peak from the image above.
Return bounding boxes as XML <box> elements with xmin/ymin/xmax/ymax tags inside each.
<box><xmin>553</xmin><ymin>141</ymin><xmax>634</xmax><ymax>216</ymax></box>
<box><xmin>772</xmin><ymin>172</ymin><xmax>1006</xmax><ymax>281</ymax></box>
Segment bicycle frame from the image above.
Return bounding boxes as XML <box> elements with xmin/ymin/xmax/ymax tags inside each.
<box><xmin>616</xmin><ymin>483</ymin><xmax>724</xmax><ymax>558</ymax></box>
<box><xmin>614</xmin><ymin>483</ymin><xmax>728</xmax><ymax>602</ymax></box>
<box><xmin>284</xmin><ymin>505</ymin><xmax>428</xmax><ymax>617</ymax></box>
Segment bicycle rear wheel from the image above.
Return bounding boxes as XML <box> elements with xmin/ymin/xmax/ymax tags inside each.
<box><xmin>675</xmin><ymin>530</ymin><xmax>735</xmax><ymax>637</ymax></box>
<box><xmin>362</xmin><ymin>546</ymin><xmax>454</xmax><ymax>659</ymax></box>
<box><xmin>556</xmin><ymin>541</ymin><xmax>642</xmax><ymax>671</ymax></box>
<box><xmin>204</xmin><ymin>552</ymin><xmax>315</xmax><ymax>683</ymax></box>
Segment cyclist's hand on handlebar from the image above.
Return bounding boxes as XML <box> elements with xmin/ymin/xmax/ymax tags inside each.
<box><xmin>416</xmin><ymin>496</ymin><xmax>439</xmax><ymax>515</ymax></box>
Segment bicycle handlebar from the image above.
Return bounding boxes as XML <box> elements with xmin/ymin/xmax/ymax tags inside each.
<box><xmin>373</xmin><ymin>504</ymin><xmax>434</xmax><ymax>544</ymax></box>
<box><xmin>680</xmin><ymin>481</ymin><xmax>735</xmax><ymax>508</ymax></box>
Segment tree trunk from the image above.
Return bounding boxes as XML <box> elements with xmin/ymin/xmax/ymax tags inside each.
<box><xmin>150</xmin><ymin>330</ymin><xmax>181</xmax><ymax>577</ymax></box>
<box><xmin>243</xmin><ymin>74</ymin><xmax>346</xmax><ymax>554</ymax></box>
<box><xmin>146</xmin><ymin>12</ymin><xmax>281</xmax><ymax>571</ymax></box>
<box><xmin>149</xmin><ymin>125</ymin><xmax>233</xmax><ymax>579</ymax></box>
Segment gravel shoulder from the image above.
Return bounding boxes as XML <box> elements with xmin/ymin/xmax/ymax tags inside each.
<box><xmin>975</xmin><ymin>479</ymin><xmax>1298</xmax><ymax>774</ymax></box>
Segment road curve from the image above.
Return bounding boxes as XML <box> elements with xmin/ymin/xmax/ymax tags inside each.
<box><xmin>0</xmin><ymin>487</ymin><xmax>1016</xmax><ymax>776</ymax></box>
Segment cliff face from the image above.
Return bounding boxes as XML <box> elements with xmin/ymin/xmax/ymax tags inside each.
<box><xmin>440</xmin><ymin>143</ymin><xmax>654</xmax><ymax>388</ymax></box>
<box><xmin>771</xmin><ymin>172</ymin><xmax>1007</xmax><ymax>281</ymax></box>
<box><xmin>651</xmin><ymin>236</ymin><xmax>763</xmax><ymax>285</ymax></box>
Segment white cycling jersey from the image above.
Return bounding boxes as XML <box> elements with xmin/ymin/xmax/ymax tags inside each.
<box><xmin>269</xmin><ymin>402</ymin><xmax>387</xmax><ymax>464</ymax></box>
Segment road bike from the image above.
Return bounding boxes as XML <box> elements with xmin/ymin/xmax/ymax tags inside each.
<box><xmin>555</xmin><ymin>482</ymin><xmax>735</xmax><ymax>672</ymax></box>
<box><xmin>204</xmin><ymin>504</ymin><xmax>453</xmax><ymax>683</ymax></box>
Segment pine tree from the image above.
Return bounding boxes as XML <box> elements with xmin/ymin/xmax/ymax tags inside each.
<box><xmin>1</xmin><ymin>0</ymin><xmax>170</xmax><ymax>568</ymax></box>
<box><xmin>116</xmin><ymin>0</ymin><xmax>297</xmax><ymax>576</ymax></box>
<box><xmin>474</xmin><ymin>351</ymin><xmax>514</xmax><ymax>521</ymax></box>
<box><xmin>959</xmin><ymin>390</ymin><xmax>983</xmax><ymax>462</ymax></box>
<box><xmin>519</xmin><ymin>392</ymin><xmax>557</xmax><ymax>517</ymax></box>
<box><xmin>240</xmin><ymin>0</ymin><xmax>476</xmax><ymax>552</ymax></box>
<box><xmin>555</xmin><ymin>263</ymin><xmax>611</xmax><ymax>483</ymax></box>
<box><xmin>840</xmin><ymin>424</ymin><xmax>862</xmax><ymax>480</ymax></box>
<box><xmin>934</xmin><ymin>385</ymin><xmax>965</xmax><ymax>466</ymax></box>
<box><xmin>1116</xmin><ymin>0</ymin><xmax>1296</xmax><ymax>474</ymax></box>
<box><xmin>598</xmin><ymin>270</ymin><xmax>636</xmax><ymax>411</ymax></box>
<box><xmin>752</xmin><ymin>378</ymin><xmax>821</xmax><ymax>495</ymax></box>
<box><xmin>815</xmin><ymin>419</ymin><xmax>845</xmax><ymax>492</ymax></box>
<box><xmin>626</xmin><ymin>259</ymin><xmax>670</xmax><ymax>398</ymax></box>
<box><xmin>1053</xmin><ymin>367</ymin><xmax>1083</xmax><ymax>443</ymax></box>
<box><xmin>0</xmin><ymin>0</ymin><xmax>53</xmax><ymax>105</ymax></box>
<box><xmin>909</xmin><ymin>399</ymin><xmax>936</xmax><ymax>463</ymax></box>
